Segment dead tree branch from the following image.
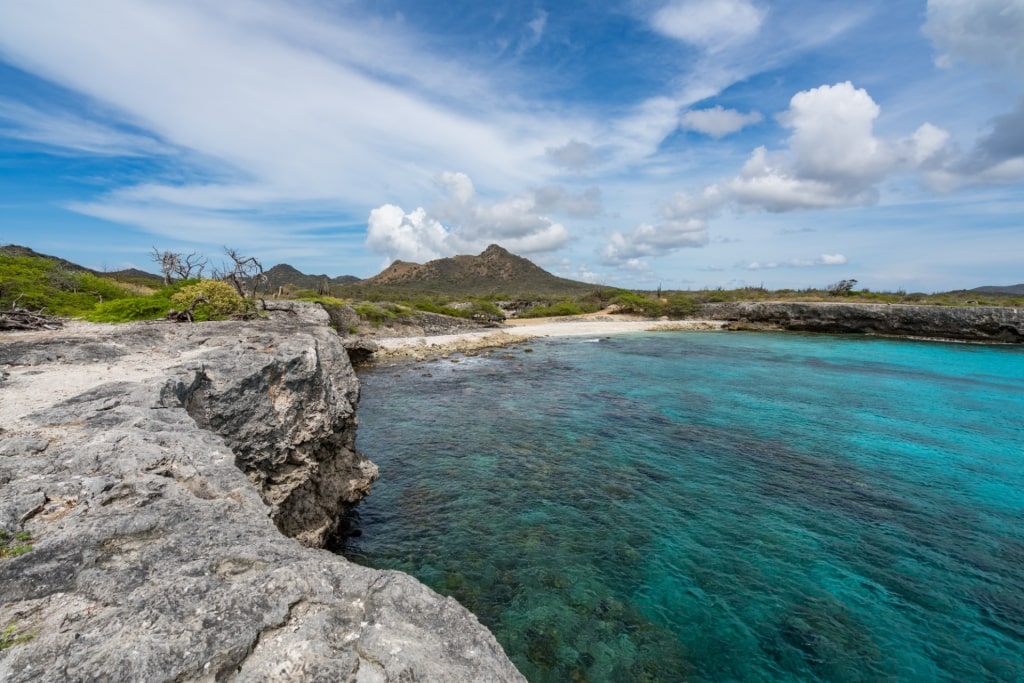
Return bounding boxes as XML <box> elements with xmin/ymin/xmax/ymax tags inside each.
<box><xmin>165</xmin><ymin>294</ymin><xmax>209</xmax><ymax>323</ymax></box>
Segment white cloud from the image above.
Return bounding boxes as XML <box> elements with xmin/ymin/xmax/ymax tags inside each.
<box><xmin>652</xmin><ymin>0</ymin><xmax>766</xmax><ymax>52</ymax></box>
<box><xmin>366</xmin><ymin>205</ymin><xmax>450</xmax><ymax>263</ymax></box>
<box><xmin>924</xmin><ymin>0</ymin><xmax>1024</xmax><ymax>73</ymax></box>
<box><xmin>0</xmin><ymin>0</ymin><xmax>589</xmax><ymax>238</ymax></box>
<box><xmin>743</xmin><ymin>253</ymin><xmax>848</xmax><ymax>269</ymax></box>
<box><xmin>781</xmin><ymin>81</ymin><xmax>889</xmax><ymax>183</ymax></box>
<box><xmin>366</xmin><ymin>171</ymin><xmax>570</xmax><ymax>263</ymax></box>
<box><xmin>730</xmin><ymin>82</ymin><xmax>951</xmax><ymax>211</ymax></box>
<box><xmin>931</xmin><ymin>99</ymin><xmax>1024</xmax><ymax>190</ymax></box>
<box><xmin>0</xmin><ymin>99</ymin><xmax>174</xmax><ymax>157</ymax></box>
<box><xmin>680</xmin><ymin>105</ymin><xmax>763</xmax><ymax>138</ymax></box>
<box><xmin>817</xmin><ymin>253</ymin><xmax>848</xmax><ymax>265</ymax></box>
<box><xmin>603</xmin><ymin>82</ymin><xmax>961</xmax><ymax>263</ymax></box>
<box><xmin>604</xmin><ymin>219</ymin><xmax>708</xmax><ymax>263</ymax></box>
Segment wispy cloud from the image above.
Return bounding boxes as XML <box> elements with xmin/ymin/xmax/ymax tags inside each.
<box><xmin>0</xmin><ymin>99</ymin><xmax>174</xmax><ymax>157</ymax></box>
<box><xmin>743</xmin><ymin>253</ymin><xmax>847</xmax><ymax>270</ymax></box>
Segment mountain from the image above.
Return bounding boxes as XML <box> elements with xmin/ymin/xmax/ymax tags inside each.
<box><xmin>261</xmin><ymin>264</ymin><xmax>359</xmax><ymax>292</ymax></box>
<box><xmin>349</xmin><ymin>244</ymin><xmax>598</xmax><ymax>297</ymax></box>
<box><xmin>968</xmin><ymin>284</ymin><xmax>1024</xmax><ymax>296</ymax></box>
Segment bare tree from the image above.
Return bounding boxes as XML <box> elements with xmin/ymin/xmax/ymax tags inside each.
<box><xmin>221</xmin><ymin>247</ymin><xmax>267</xmax><ymax>299</ymax></box>
<box><xmin>151</xmin><ymin>248</ymin><xmax>180</xmax><ymax>286</ymax></box>
<box><xmin>172</xmin><ymin>251</ymin><xmax>207</xmax><ymax>280</ymax></box>
<box><xmin>151</xmin><ymin>248</ymin><xmax>207</xmax><ymax>284</ymax></box>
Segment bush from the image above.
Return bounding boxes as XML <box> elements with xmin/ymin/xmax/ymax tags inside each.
<box><xmin>519</xmin><ymin>300</ymin><xmax>586</xmax><ymax>318</ymax></box>
<box><xmin>612</xmin><ymin>291</ymin><xmax>663</xmax><ymax>317</ymax></box>
<box><xmin>87</xmin><ymin>294</ymin><xmax>175</xmax><ymax>322</ymax></box>
<box><xmin>354</xmin><ymin>301</ymin><xmax>398</xmax><ymax>326</ymax></box>
<box><xmin>0</xmin><ymin>255</ymin><xmax>135</xmax><ymax>317</ymax></box>
<box><xmin>170</xmin><ymin>280</ymin><xmax>247</xmax><ymax>320</ymax></box>
<box><xmin>663</xmin><ymin>294</ymin><xmax>699</xmax><ymax>318</ymax></box>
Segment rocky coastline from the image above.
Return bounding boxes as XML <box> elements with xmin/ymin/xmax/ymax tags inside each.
<box><xmin>701</xmin><ymin>301</ymin><xmax>1024</xmax><ymax>343</ymax></box>
<box><xmin>0</xmin><ymin>302</ymin><xmax>524</xmax><ymax>682</ymax></box>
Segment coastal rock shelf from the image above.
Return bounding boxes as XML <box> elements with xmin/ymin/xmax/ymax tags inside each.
<box><xmin>0</xmin><ymin>303</ymin><xmax>524</xmax><ymax>682</ymax></box>
<box><xmin>702</xmin><ymin>301</ymin><xmax>1024</xmax><ymax>343</ymax></box>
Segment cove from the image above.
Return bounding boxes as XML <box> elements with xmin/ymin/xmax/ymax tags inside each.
<box><xmin>343</xmin><ymin>331</ymin><xmax>1024</xmax><ymax>682</ymax></box>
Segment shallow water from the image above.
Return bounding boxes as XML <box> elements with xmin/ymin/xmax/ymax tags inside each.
<box><xmin>343</xmin><ymin>332</ymin><xmax>1024</xmax><ymax>682</ymax></box>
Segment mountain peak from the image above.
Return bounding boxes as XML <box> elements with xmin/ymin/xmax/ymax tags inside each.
<box><xmin>358</xmin><ymin>245</ymin><xmax>595</xmax><ymax>296</ymax></box>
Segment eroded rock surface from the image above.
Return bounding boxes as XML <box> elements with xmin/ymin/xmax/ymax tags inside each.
<box><xmin>0</xmin><ymin>305</ymin><xmax>524</xmax><ymax>682</ymax></box>
<box><xmin>702</xmin><ymin>302</ymin><xmax>1024</xmax><ymax>343</ymax></box>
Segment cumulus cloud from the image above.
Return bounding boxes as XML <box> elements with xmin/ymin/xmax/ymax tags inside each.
<box><xmin>602</xmin><ymin>185</ymin><xmax>721</xmax><ymax>263</ymax></box>
<box><xmin>743</xmin><ymin>253</ymin><xmax>847</xmax><ymax>270</ymax></box>
<box><xmin>604</xmin><ymin>219</ymin><xmax>709</xmax><ymax>263</ymax></box>
<box><xmin>603</xmin><ymin>82</ymin><xmax>956</xmax><ymax>263</ymax></box>
<box><xmin>730</xmin><ymin>82</ymin><xmax>950</xmax><ymax>211</ymax></box>
<box><xmin>366</xmin><ymin>171</ymin><xmax>570</xmax><ymax>263</ymax></box>
<box><xmin>652</xmin><ymin>0</ymin><xmax>767</xmax><ymax>52</ymax></box>
<box><xmin>924</xmin><ymin>98</ymin><xmax>1024</xmax><ymax>190</ymax></box>
<box><xmin>680</xmin><ymin>105</ymin><xmax>763</xmax><ymax>138</ymax></box>
<box><xmin>546</xmin><ymin>140</ymin><xmax>603</xmax><ymax>169</ymax></box>
<box><xmin>924</xmin><ymin>0</ymin><xmax>1024</xmax><ymax>73</ymax></box>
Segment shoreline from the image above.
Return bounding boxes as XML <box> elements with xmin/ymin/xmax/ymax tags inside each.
<box><xmin>367</xmin><ymin>317</ymin><xmax>730</xmax><ymax>362</ymax></box>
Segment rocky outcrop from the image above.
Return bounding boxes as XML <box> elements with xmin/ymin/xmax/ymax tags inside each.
<box><xmin>0</xmin><ymin>305</ymin><xmax>524</xmax><ymax>682</ymax></box>
<box><xmin>701</xmin><ymin>301</ymin><xmax>1024</xmax><ymax>343</ymax></box>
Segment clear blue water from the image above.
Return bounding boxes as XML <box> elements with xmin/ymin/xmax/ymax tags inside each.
<box><xmin>342</xmin><ymin>332</ymin><xmax>1024</xmax><ymax>682</ymax></box>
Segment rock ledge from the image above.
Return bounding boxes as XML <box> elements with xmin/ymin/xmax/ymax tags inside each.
<box><xmin>0</xmin><ymin>306</ymin><xmax>524</xmax><ymax>682</ymax></box>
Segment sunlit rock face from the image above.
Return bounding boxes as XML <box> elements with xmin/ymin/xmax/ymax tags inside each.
<box><xmin>0</xmin><ymin>304</ymin><xmax>525</xmax><ymax>683</ymax></box>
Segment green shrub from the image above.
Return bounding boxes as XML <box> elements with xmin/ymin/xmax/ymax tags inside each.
<box><xmin>519</xmin><ymin>300</ymin><xmax>585</xmax><ymax>318</ymax></box>
<box><xmin>87</xmin><ymin>293</ymin><xmax>175</xmax><ymax>322</ymax></box>
<box><xmin>663</xmin><ymin>293</ymin><xmax>699</xmax><ymax>318</ymax></box>
<box><xmin>170</xmin><ymin>280</ymin><xmax>247</xmax><ymax>320</ymax></box>
<box><xmin>0</xmin><ymin>255</ymin><xmax>135</xmax><ymax>317</ymax></box>
<box><xmin>354</xmin><ymin>301</ymin><xmax>398</xmax><ymax>326</ymax></box>
<box><xmin>612</xmin><ymin>291</ymin><xmax>663</xmax><ymax>317</ymax></box>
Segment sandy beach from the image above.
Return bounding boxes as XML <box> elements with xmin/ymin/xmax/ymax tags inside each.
<box><xmin>369</xmin><ymin>314</ymin><xmax>729</xmax><ymax>361</ymax></box>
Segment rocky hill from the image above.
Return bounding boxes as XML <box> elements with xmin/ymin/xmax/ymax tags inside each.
<box><xmin>350</xmin><ymin>244</ymin><xmax>597</xmax><ymax>297</ymax></box>
<box><xmin>261</xmin><ymin>264</ymin><xmax>359</xmax><ymax>292</ymax></box>
<box><xmin>968</xmin><ymin>284</ymin><xmax>1024</xmax><ymax>296</ymax></box>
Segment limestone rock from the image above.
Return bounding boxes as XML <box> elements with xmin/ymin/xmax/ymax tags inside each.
<box><xmin>0</xmin><ymin>315</ymin><xmax>524</xmax><ymax>682</ymax></box>
<box><xmin>702</xmin><ymin>302</ymin><xmax>1024</xmax><ymax>343</ymax></box>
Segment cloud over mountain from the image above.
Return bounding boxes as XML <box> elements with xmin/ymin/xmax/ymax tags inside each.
<box><xmin>367</xmin><ymin>172</ymin><xmax>569</xmax><ymax>264</ymax></box>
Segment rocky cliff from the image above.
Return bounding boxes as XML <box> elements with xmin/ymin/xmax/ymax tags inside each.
<box><xmin>701</xmin><ymin>302</ymin><xmax>1024</xmax><ymax>343</ymax></box>
<box><xmin>0</xmin><ymin>303</ymin><xmax>524</xmax><ymax>682</ymax></box>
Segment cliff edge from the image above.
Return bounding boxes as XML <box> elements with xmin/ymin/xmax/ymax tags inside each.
<box><xmin>0</xmin><ymin>303</ymin><xmax>524</xmax><ymax>682</ymax></box>
<box><xmin>702</xmin><ymin>301</ymin><xmax>1023</xmax><ymax>343</ymax></box>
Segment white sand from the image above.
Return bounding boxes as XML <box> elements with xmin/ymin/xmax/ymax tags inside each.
<box><xmin>371</xmin><ymin>316</ymin><xmax>728</xmax><ymax>361</ymax></box>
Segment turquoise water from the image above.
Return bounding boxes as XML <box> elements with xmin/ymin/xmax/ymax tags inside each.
<box><xmin>342</xmin><ymin>332</ymin><xmax>1024</xmax><ymax>682</ymax></box>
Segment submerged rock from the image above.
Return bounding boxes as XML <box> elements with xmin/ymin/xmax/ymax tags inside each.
<box><xmin>0</xmin><ymin>306</ymin><xmax>524</xmax><ymax>682</ymax></box>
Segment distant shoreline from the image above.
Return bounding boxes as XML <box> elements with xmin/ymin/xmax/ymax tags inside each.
<box><xmin>367</xmin><ymin>317</ymin><xmax>730</xmax><ymax>362</ymax></box>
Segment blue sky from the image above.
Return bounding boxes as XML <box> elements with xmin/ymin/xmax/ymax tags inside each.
<box><xmin>0</xmin><ymin>0</ymin><xmax>1022</xmax><ymax>291</ymax></box>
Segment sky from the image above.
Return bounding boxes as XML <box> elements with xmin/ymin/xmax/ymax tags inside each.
<box><xmin>0</xmin><ymin>0</ymin><xmax>1022</xmax><ymax>292</ymax></box>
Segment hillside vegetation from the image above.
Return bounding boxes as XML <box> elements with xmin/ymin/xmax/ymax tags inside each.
<box><xmin>3</xmin><ymin>244</ymin><xmax>1022</xmax><ymax>329</ymax></box>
